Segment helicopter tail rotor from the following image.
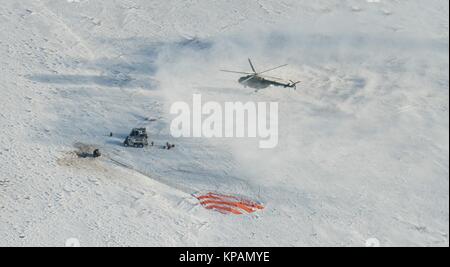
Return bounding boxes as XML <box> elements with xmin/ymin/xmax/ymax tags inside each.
<box><xmin>289</xmin><ymin>80</ymin><xmax>301</xmax><ymax>90</ymax></box>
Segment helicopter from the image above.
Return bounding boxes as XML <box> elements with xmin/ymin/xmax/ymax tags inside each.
<box><xmin>221</xmin><ymin>58</ymin><xmax>301</xmax><ymax>92</ymax></box>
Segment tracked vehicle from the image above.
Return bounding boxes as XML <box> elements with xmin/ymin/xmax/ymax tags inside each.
<box><xmin>124</xmin><ymin>128</ymin><xmax>149</xmax><ymax>148</ymax></box>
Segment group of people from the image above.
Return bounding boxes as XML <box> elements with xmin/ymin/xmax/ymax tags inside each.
<box><xmin>164</xmin><ymin>142</ymin><xmax>176</xmax><ymax>150</ymax></box>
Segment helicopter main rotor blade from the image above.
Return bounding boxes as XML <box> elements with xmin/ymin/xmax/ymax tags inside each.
<box><xmin>248</xmin><ymin>58</ymin><xmax>257</xmax><ymax>73</ymax></box>
<box><xmin>258</xmin><ymin>64</ymin><xmax>288</xmax><ymax>75</ymax></box>
<box><xmin>241</xmin><ymin>74</ymin><xmax>256</xmax><ymax>84</ymax></box>
<box><xmin>221</xmin><ymin>70</ymin><xmax>254</xmax><ymax>75</ymax></box>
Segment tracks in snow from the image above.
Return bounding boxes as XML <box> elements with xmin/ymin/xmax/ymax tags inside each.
<box><xmin>105</xmin><ymin>154</ymin><xmax>195</xmax><ymax>195</ymax></box>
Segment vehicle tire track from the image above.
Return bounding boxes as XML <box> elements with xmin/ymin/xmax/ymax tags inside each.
<box><xmin>105</xmin><ymin>154</ymin><xmax>195</xmax><ymax>195</ymax></box>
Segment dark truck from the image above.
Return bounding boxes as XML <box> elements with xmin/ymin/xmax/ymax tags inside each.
<box><xmin>124</xmin><ymin>128</ymin><xmax>149</xmax><ymax>148</ymax></box>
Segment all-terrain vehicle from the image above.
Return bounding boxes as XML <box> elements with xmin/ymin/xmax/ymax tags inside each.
<box><xmin>124</xmin><ymin>128</ymin><xmax>149</xmax><ymax>148</ymax></box>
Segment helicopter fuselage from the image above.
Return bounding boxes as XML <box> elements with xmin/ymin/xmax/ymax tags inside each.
<box><xmin>222</xmin><ymin>59</ymin><xmax>300</xmax><ymax>91</ymax></box>
<box><xmin>238</xmin><ymin>75</ymin><xmax>291</xmax><ymax>90</ymax></box>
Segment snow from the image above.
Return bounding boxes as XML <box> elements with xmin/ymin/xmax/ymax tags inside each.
<box><xmin>0</xmin><ymin>0</ymin><xmax>448</xmax><ymax>246</ymax></box>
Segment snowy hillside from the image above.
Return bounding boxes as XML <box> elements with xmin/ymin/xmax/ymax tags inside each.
<box><xmin>0</xmin><ymin>0</ymin><xmax>448</xmax><ymax>246</ymax></box>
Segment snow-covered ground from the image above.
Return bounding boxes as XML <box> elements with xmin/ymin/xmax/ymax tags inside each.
<box><xmin>0</xmin><ymin>0</ymin><xmax>448</xmax><ymax>246</ymax></box>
